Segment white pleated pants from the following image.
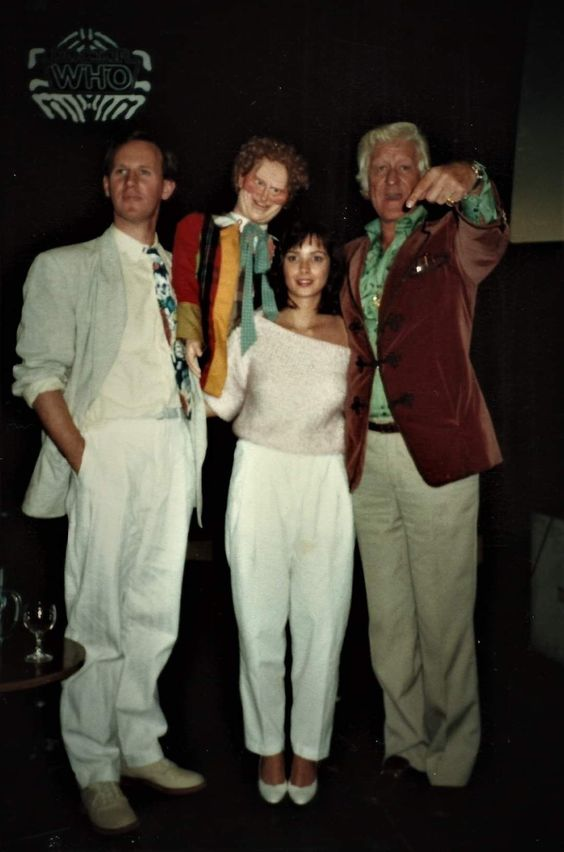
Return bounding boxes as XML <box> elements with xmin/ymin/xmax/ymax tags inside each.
<box><xmin>226</xmin><ymin>440</ymin><xmax>354</xmax><ymax>762</ymax></box>
<box><xmin>60</xmin><ymin>417</ymin><xmax>195</xmax><ymax>789</ymax></box>
<box><xmin>353</xmin><ymin>432</ymin><xmax>480</xmax><ymax>786</ymax></box>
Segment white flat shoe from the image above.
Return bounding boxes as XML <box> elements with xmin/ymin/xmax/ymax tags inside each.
<box><xmin>258</xmin><ymin>777</ymin><xmax>287</xmax><ymax>804</ymax></box>
<box><xmin>121</xmin><ymin>758</ymin><xmax>206</xmax><ymax>795</ymax></box>
<box><xmin>288</xmin><ymin>779</ymin><xmax>318</xmax><ymax>806</ymax></box>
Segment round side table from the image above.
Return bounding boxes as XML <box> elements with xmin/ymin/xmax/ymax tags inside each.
<box><xmin>0</xmin><ymin>631</ymin><xmax>85</xmax><ymax>693</ymax></box>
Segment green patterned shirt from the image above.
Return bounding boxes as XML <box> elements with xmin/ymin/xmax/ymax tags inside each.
<box><xmin>360</xmin><ymin>176</ymin><xmax>497</xmax><ymax>420</ymax></box>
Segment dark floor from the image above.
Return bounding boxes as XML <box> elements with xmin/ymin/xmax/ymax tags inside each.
<box><xmin>1</xmin><ymin>513</ymin><xmax>564</xmax><ymax>852</ymax></box>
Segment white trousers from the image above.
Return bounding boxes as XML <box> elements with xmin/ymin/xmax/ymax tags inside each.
<box><xmin>60</xmin><ymin>417</ymin><xmax>195</xmax><ymax>789</ymax></box>
<box><xmin>226</xmin><ymin>440</ymin><xmax>354</xmax><ymax>762</ymax></box>
<box><xmin>353</xmin><ymin>432</ymin><xmax>480</xmax><ymax>787</ymax></box>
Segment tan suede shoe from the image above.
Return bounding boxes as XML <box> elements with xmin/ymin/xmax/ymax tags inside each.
<box><xmin>121</xmin><ymin>757</ymin><xmax>206</xmax><ymax>795</ymax></box>
<box><xmin>81</xmin><ymin>781</ymin><xmax>139</xmax><ymax>835</ymax></box>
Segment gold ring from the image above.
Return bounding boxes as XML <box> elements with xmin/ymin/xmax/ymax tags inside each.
<box><xmin>446</xmin><ymin>196</ymin><xmax>455</xmax><ymax>207</ymax></box>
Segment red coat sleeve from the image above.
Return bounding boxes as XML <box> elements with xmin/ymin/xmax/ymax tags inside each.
<box><xmin>172</xmin><ymin>212</ymin><xmax>205</xmax><ymax>305</ymax></box>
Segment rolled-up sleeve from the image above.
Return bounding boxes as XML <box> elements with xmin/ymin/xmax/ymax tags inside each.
<box><xmin>12</xmin><ymin>252</ymin><xmax>76</xmax><ymax>407</ymax></box>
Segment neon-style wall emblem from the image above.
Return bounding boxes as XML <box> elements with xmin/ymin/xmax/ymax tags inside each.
<box><xmin>28</xmin><ymin>28</ymin><xmax>152</xmax><ymax>122</ymax></box>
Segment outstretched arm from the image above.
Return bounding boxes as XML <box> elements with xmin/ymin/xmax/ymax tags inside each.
<box><xmin>406</xmin><ymin>161</ymin><xmax>483</xmax><ymax>209</ymax></box>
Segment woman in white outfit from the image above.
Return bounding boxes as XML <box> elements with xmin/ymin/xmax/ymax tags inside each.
<box><xmin>205</xmin><ymin>223</ymin><xmax>354</xmax><ymax>806</ymax></box>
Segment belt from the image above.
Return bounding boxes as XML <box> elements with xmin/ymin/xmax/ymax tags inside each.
<box><xmin>368</xmin><ymin>421</ymin><xmax>400</xmax><ymax>433</ymax></box>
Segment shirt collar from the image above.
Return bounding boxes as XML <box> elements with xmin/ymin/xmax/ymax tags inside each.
<box><xmin>364</xmin><ymin>205</ymin><xmax>427</xmax><ymax>242</ymax></box>
<box><xmin>213</xmin><ymin>211</ymin><xmax>268</xmax><ymax>232</ymax></box>
<box><xmin>111</xmin><ymin>224</ymin><xmax>160</xmax><ymax>261</ymax></box>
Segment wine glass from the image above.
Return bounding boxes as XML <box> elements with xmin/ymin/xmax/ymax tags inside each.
<box><xmin>23</xmin><ymin>601</ymin><xmax>57</xmax><ymax>664</ymax></box>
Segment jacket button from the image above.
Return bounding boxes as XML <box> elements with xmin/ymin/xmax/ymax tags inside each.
<box><xmin>351</xmin><ymin>395</ymin><xmax>368</xmax><ymax>414</ymax></box>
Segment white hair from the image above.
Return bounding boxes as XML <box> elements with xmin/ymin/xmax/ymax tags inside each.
<box><xmin>356</xmin><ymin>121</ymin><xmax>431</xmax><ymax>197</ymax></box>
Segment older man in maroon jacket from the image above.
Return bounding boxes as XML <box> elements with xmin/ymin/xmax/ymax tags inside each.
<box><xmin>341</xmin><ymin>121</ymin><xmax>508</xmax><ymax>788</ymax></box>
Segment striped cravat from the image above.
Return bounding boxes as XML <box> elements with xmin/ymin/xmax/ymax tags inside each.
<box><xmin>239</xmin><ymin>222</ymin><xmax>278</xmax><ymax>353</ymax></box>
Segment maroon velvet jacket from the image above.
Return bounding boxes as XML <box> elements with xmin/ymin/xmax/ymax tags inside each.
<box><xmin>341</xmin><ymin>202</ymin><xmax>509</xmax><ymax>491</ymax></box>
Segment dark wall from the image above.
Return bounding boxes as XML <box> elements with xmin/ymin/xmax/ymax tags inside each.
<box><xmin>2</xmin><ymin>0</ymin><xmax>562</xmax><ymax>548</ymax></box>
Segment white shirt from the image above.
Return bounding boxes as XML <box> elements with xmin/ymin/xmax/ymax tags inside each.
<box><xmin>213</xmin><ymin>211</ymin><xmax>267</xmax><ymax>233</ymax></box>
<box><xmin>82</xmin><ymin>226</ymin><xmax>179</xmax><ymax>428</ymax></box>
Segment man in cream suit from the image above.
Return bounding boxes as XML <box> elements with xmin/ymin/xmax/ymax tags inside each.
<box><xmin>13</xmin><ymin>131</ymin><xmax>207</xmax><ymax>835</ymax></box>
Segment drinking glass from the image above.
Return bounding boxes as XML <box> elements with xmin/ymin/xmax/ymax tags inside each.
<box><xmin>23</xmin><ymin>601</ymin><xmax>57</xmax><ymax>663</ymax></box>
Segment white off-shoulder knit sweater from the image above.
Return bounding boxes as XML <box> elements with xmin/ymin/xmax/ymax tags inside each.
<box><xmin>205</xmin><ymin>313</ymin><xmax>351</xmax><ymax>455</ymax></box>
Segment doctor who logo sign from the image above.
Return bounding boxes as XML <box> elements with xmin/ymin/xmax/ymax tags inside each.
<box><xmin>28</xmin><ymin>28</ymin><xmax>152</xmax><ymax>123</ymax></box>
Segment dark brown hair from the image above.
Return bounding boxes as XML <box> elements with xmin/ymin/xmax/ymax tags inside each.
<box><xmin>270</xmin><ymin>222</ymin><xmax>344</xmax><ymax>316</ymax></box>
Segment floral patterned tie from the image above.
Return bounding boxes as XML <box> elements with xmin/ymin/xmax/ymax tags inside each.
<box><xmin>145</xmin><ymin>246</ymin><xmax>191</xmax><ymax>417</ymax></box>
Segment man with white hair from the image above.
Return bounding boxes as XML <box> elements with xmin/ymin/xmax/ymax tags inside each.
<box><xmin>341</xmin><ymin>121</ymin><xmax>509</xmax><ymax>788</ymax></box>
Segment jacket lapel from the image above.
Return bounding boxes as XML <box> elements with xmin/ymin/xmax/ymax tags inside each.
<box><xmin>90</xmin><ymin>228</ymin><xmax>128</xmax><ymax>396</ymax></box>
<box><xmin>379</xmin><ymin>220</ymin><xmax>434</xmax><ymax>316</ymax></box>
<box><xmin>346</xmin><ymin>237</ymin><xmax>370</xmax><ymax>306</ymax></box>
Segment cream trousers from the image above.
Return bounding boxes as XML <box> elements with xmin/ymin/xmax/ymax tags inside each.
<box><xmin>60</xmin><ymin>417</ymin><xmax>195</xmax><ymax>789</ymax></box>
<box><xmin>353</xmin><ymin>431</ymin><xmax>480</xmax><ymax>787</ymax></box>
